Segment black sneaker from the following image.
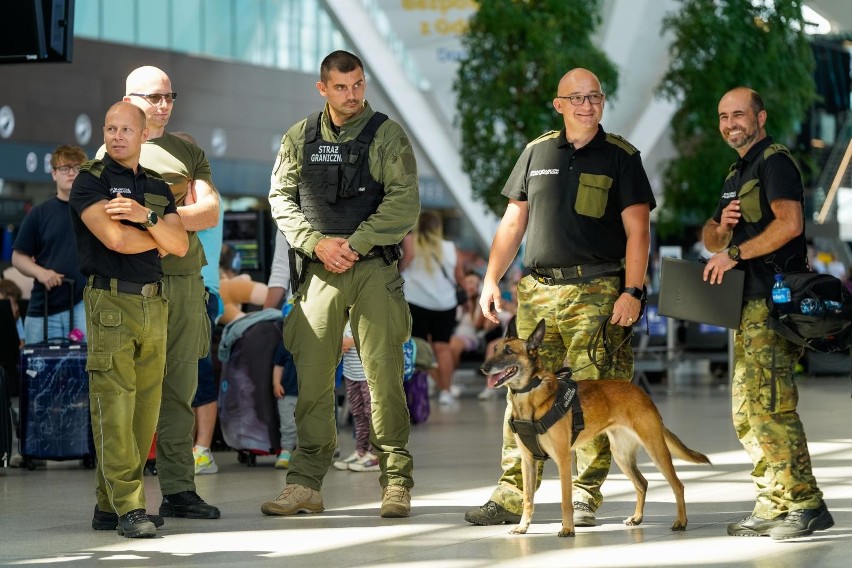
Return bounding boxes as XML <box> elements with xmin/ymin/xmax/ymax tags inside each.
<box><xmin>117</xmin><ymin>509</ymin><xmax>157</xmax><ymax>538</ymax></box>
<box><xmin>573</xmin><ymin>501</ymin><xmax>596</xmax><ymax>527</ymax></box>
<box><xmin>160</xmin><ymin>490</ymin><xmax>221</xmax><ymax>519</ymax></box>
<box><xmin>769</xmin><ymin>503</ymin><xmax>834</xmax><ymax>540</ymax></box>
<box><xmin>93</xmin><ymin>505</ymin><xmax>164</xmax><ymax>530</ymax></box>
<box><xmin>727</xmin><ymin>513</ymin><xmax>786</xmax><ymax>536</ymax></box>
<box><xmin>464</xmin><ymin>500</ymin><xmax>522</xmax><ymax>525</ymax></box>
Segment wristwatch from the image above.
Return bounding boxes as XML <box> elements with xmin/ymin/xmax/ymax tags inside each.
<box><xmin>623</xmin><ymin>287</ymin><xmax>645</xmax><ymax>301</ymax></box>
<box><xmin>727</xmin><ymin>245</ymin><xmax>741</xmax><ymax>262</ymax></box>
<box><xmin>142</xmin><ymin>209</ymin><xmax>158</xmax><ymax>228</ymax></box>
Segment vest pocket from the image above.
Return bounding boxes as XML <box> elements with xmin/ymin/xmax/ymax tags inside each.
<box><xmin>575</xmin><ymin>173</ymin><xmax>613</xmax><ymax>218</ymax></box>
<box><xmin>738</xmin><ymin>179</ymin><xmax>762</xmax><ymax>223</ymax></box>
<box><xmin>144</xmin><ymin>192</ymin><xmax>170</xmax><ymax>218</ymax></box>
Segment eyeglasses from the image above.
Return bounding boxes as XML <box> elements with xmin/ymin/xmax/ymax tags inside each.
<box><xmin>55</xmin><ymin>165</ymin><xmax>81</xmax><ymax>174</ymax></box>
<box><xmin>556</xmin><ymin>93</ymin><xmax>605</xmax><ymax>106</ymax></box>
<box><xmin>129</xmin><ymin>92</ymin><xmax>178</xmax><ymax>104</ymax></box>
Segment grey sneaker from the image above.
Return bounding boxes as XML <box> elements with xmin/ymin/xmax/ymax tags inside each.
<box><xmin>464</xmin><ymin>500</ymin><xmax>521</xmax><ymax>525</ymax></box>
<box><xmin>573</xmin><ymin>501</ymin><xmax>596</xmax><ymax>527</ymax></box>
<box><xmin>769</xmin><ymin>503</ymin><xmax>834</xmax><ymax>540</ymax></box>
<box><xmin>380</xmin><ymin>485</ymin><xmax>411</xmax><ymax>518</ymax></box>
<box><xmin>261</xmin><ymin>484</ymin><xmax>324</xmax><ymax>516</ymax></box>
<box><xmin>727</xmin><ymin>513</ymin><xmax>786</xmax><ymax>536</ymax></box>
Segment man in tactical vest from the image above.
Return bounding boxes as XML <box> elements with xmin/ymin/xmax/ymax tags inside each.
<box><xmin>262</xmin><ymin>50</ymin><xmax>420</xmax><ymax>518</ymax></box>
<box><xmin>702</xmin><ymin>87</ymin><xmax>833</xmax><ymax>540</ymax></box>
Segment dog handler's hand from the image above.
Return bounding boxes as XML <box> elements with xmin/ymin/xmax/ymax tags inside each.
<box><xmin>480</xmin><ymin>280</ymin><xmax>502</xmax><ymax>325</ymax></box>
<box><xmin>702</xmin><ymin>251</ymin><xmax>737</xmax><ymax>285</ymax></box>
<box><xmin>610</xmin><ymin>294</ymin><xmax>640</xmax><ymax>327</ymax></box>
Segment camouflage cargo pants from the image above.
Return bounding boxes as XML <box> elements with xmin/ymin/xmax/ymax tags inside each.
<box><xmin>490</xmin><ymin>274</ymin><xmax>633</xmax><ymax>514</ymax></box>
<box><xmin>733</xmin><ymin>300</ymin><xmax>823</xmax><ymax>518</ymax></box>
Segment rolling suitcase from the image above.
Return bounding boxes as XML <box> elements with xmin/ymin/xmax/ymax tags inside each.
<box><xmin>218</xmin><ymin>310</ymin><xmax>283</xmax><ymax>466</ymax></box>
<box><xmin>18</xmin><ymin>279</ymin><xmax>95</xmax><ymax>470</ymax></box>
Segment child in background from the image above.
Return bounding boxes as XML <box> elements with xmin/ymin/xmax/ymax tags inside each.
<box><xmin>332</xmin><ymin>322</ymin><xmax>378</xmax><ymax>472</ymax></box>
<box><xmin>272</xmin><ymin>341</ymin><xmax>298</xmax><ymax>469</ymax></box>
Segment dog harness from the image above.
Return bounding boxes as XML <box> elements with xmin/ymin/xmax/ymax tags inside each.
<box><xmin>508</xmin><ymin>368</ymin><xmax>585</xmax><ymax>461</ymax></box>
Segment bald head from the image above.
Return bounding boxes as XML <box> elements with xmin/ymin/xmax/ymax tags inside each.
<box><xmin>557</xmin><ymin>68</ymin><xmax>602</xmax><ymax>96</ymax></box>
<box><xmin>126</xmin><ymin>66</ymin><xmax>170</xmax><ymax>95</ymax></box>
<box><xmin>106</xmin><ymin>101</ymin><xmax>147</xmax><ymax>130</ymax></box>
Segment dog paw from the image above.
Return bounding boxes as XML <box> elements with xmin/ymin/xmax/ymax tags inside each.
<box><xmin>671</xmin><ymin>522</ymin><xmax>687</xmax><ymax>531</ymax></box>
<box><xmin>509</xmin><ymin>526</ymin><xmax>528</xmax><ymax>535</ymax></box>
<box><xmin>558</xmin><ymin>528</ymin><xmax>575</xmax><ymax>537</ymax></box>
<box><xmin>624</xmin><ymin>516</ymin><xmax>643</xmax><ymax>526</ymax></box>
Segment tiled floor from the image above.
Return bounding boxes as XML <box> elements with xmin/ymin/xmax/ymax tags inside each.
<box><xmin>2</xmin><ymin>374</ymin><xmax>851</xmax><ymax>567</ymax></box>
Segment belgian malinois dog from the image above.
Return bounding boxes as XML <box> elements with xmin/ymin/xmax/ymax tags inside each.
<box><xmin>481</xmin><ymin>319</ymin><xmax>711</xmax><ymax>537</ymax></box>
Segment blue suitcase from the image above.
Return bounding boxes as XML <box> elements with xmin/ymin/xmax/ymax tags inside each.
<box><xmin>18</xmin><ymin>280</ymin><xmax>95</xmax><ymax>470</ymax></box>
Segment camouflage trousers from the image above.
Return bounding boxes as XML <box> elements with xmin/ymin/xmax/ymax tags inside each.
<box><xmin>490</xmin><ymin>274</ymin><xmax>633</xmax><ymax>514</ymax></box>
<box><xmin>733</xmin><ymin>300</ymin><xmax>823</xmax><ymax>518</ymax></box>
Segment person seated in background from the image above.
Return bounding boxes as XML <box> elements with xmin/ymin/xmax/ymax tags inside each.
<box><xmin>218</xmin><ymin>242</ymin><xmax>268</xmax><ymax>325</ymax></box>
<box><xmin>448</xmin><ymin>271</ymin><xmax>498</xmax><ymax>372</ymax></box>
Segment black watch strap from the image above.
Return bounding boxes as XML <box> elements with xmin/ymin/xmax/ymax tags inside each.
<box><xmin>623</xmin><ymin>286</ymin><xmax>644</xmax><ymax>300</ymax></box>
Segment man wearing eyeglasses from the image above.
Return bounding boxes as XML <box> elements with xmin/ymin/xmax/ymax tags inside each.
<box><xmin>12</xmin><ymin>145</ymin><xmax>88</xmax><ymax>346</ymax></box>
<box><xmin>466</xmin><ymin>68</ymin><xmax>656</xmax><ymax>528</ymax></box>
<box><xmin>116</xmin><ymin>66</ymin><xmax>221</xmax><ymax>520</ymax></box>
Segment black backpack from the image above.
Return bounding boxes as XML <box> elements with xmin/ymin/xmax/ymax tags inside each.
<box><xmin>768</xmin><ymin>272</ymin><xmax>852</xmax><ymax>353</ymax></box>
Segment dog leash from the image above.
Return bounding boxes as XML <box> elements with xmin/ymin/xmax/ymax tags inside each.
<box><xmin>581</xmin><ymin>304</ymin><xmax>647</xmax><ymax>375</ymax></box>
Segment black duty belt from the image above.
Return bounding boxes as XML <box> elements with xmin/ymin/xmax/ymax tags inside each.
<box><xmin>91</xmin><ymin>276</ymin><xmax>162</xmax><ymax>297</ymax></box>
<box><xmin>532</xmin><ymin>261</ymin><xmax>623</xmax><ymax>285</ymax></box>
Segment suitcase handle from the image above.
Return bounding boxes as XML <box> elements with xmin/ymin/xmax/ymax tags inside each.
<box><xmin>43</xmin><ymin>278</ymin><xmax>76</xmax><ymax>342</ymax></box>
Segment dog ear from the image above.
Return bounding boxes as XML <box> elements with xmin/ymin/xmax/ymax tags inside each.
<box><xmin>527</xmin><ymin>319</ymin><xmax>546</xmax><ymax>351</ymax></box>
<box><xmin>504</xmin><ymin>315</ymin><xmax>518</xmax><ymax>339</ymax></box>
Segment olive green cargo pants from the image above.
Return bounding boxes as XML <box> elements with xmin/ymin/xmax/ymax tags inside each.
<box><xmin>283</xmin><ymin>258</ymin><xmax>414</xmax><ymax>491</ymax></box>
<box><xmin>85</xmin><ymin>280</ymin><xmax>167</xmax><ymax>516</ymax></box>
<box><xmin>157</xmin><ymin>273</ymin><xmax>210</xmax><ymax>495</ymax></box>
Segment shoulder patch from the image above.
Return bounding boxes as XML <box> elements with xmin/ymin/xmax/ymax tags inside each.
<box><xmin>605</xmin><ymin>133</ymin><xmax>638</xmax><ymax>155</ymax></box>
<box><xmin>79</xmin><ymin>159</ymin><xmax>105</xmax><ymax>178</ymax></box>
<box><xmin>527</xmin><ymin>130</ymin><xmax>560</xmax><ymax>148</ymax></box>
<box><xmin>763</xmin><ymin>143</ymin><xmax>792</xmax><ymax>161</ymax></box>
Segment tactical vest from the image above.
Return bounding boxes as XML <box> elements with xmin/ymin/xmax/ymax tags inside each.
<box><xmin>298</xmin><ymin>111</ymin><xmax>387</xmax><ymax>235</ymax></box>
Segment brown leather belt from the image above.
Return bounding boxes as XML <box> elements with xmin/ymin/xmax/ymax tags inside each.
<box><xmin>531</xmin><ymin>261</ymin><xmax>623</xmax><ymax>285</ymax></box>
<box><xmin>91</xmin><ymin>276</ymin><xmax>162</xmax><ymax>297</ymax></box>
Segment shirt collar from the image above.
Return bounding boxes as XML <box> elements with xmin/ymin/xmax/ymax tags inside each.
<box><xmin>102</xmin><ymin>153</ymin><xmax>147</xmax><ymax>178</ymax></box>
<box><xmin>737</xmin><ymin>135</ymin><xmax>773</xmax><ymax>167</ymax></box>
<box><xmin>556</xmin><ymin>125</ymin><xmax>606</xmax><ymax>150</ymax></box>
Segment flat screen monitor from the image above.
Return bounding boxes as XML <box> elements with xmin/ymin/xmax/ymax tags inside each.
<box><xmin>0</xmin><ymin>0</ymin><xmax>75</xmax><ymax>64</ymax></box>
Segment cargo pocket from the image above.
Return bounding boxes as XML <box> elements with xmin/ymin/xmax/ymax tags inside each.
<box><xmin>197</xmin><ymin>290</ymin><xmax>211</xmax><ymax>359</ymax></box>
<box><xmin>575</xmin><ymin>173</ymin><xmax>613</xmax><ymax>218</ymax></box>
<box><xmin>386</xmin><ymin>273</ymin><xmax>411</xmax><ymax>343</ymax></box>
<box><xmin>144</xmin><ymin>192</ymin><xmax>170</xmax><ymax>218</ymax></box>
<box><xmin>86</xmin><ymin>353</ymin><xmax>113</xmax><ymax>395</ymax></box>
<box><xmin>738</xmin><ymin>179</ymin><xmax>762</xmax><ymax>223</ymax></box>
<box><xmin>95</xmin><ymin>310</ymin><xmax>122</xmax><ymax>354</ymax></box>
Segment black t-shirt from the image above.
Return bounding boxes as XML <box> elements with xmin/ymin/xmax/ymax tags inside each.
<box><xmin>69</xmin><ymin>154</ymin><xmax>177</xmax><ymax>283</ymax></box>
<box><xmin>712</xmin><ymin>137</ymin><xmax>808</xmax><ymax>300</ymax></box>
<box><xmin>502</xmin><ymin>126</ymin><xmax>656</xmax><ymax>268</ymax></box>
<box><xmin>13</xmin><ymin>197</ymin><xmax>86</xmax><ymax>316</ymax></box>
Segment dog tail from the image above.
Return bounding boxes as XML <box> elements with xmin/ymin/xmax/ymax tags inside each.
<box><xmin>664</xmin><ymin>429</ymin><xmax>712</xmax><ymax>465</ymax></box>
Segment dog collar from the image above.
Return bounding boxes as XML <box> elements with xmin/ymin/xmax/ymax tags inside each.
<box><xmin>509</xmin><ymin>376</ymin><xmax>542</xmax><ymax>395</ymax></box>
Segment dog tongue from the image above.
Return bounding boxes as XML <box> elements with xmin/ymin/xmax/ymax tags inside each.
<box><xmin>486</xmin><ymin>372</ymin><xmax>504</xmax><ymax>389</ymax></box>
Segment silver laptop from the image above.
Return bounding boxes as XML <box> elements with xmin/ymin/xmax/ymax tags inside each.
<box><xmin>658</xmin><ymin>257</ymin><xmax>745</xmax><ymax>329</ymax></box>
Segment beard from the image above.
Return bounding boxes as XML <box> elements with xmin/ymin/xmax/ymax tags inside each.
<box><xmin>723</xmin><ymin>123</ymin><xmax>759</xmax><ymax>150</ymax></box>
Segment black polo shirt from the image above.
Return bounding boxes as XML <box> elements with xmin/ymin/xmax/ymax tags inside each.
<box><xmin>69</xmin><ymin>154</ymin><xmax>178</xmax><ymax>283</ymax></box>
<box><xmin>502</xmin><ymin>125</ymin><xmax>656</xmax><ymax>268</ymax></box>
<box><xmin>712</xmin><ymin>136</ymin><xmax>808</xmax><ymax>300</ymax></box>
